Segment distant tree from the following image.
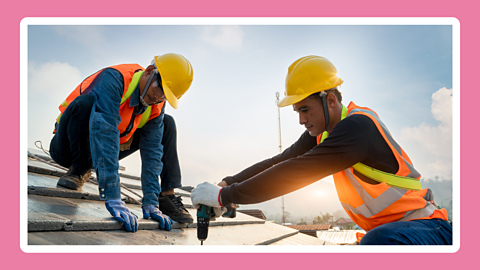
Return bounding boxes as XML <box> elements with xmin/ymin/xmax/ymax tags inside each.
<box><xmin>297</xmin><ymin>218</ymin><xmax>307</xmax><ymax>225</ymax></box>
<box><xmin>313</xmin><ymin>215</ymin><xmax>324</xmax><ymax>224</ymax></box>
<box><xmin>284</xmin><ymin>211</ymin><xmax>291</xmax><ymax>223</ymax></box>
<box><xmin>322</xmin><ymin>213</ymin><xmax>333</xmax><ymax>224</ymax></box>
<box><xmin>313</xmin><ymin>212</ymin><xmax>334</xmax><ymax>224</ymax></box>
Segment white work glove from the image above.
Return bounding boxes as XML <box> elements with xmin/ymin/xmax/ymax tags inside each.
<box><xmin>191</xmin><ymin>182</ymin><xmax>227</xmax><ymax>218</ymax></box>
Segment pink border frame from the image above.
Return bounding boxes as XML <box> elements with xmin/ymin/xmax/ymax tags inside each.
<box><xmin>7</xmin><ymin>0</ymin><xmax>477</xmax><ymax>268</ymax></box>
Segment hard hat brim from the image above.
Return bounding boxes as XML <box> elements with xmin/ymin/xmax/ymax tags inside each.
<box><xmin>277</xmin><ymin>93</ymin><xmax>312</xmax><ymax>107</ymax></box>
<box><xmin>162</xmin><ymin>82</ymin><xmax>179</xmax><ymax>109</ymax></box>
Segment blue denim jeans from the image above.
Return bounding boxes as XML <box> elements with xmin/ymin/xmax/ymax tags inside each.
<box><xmin>360</xmin><ymin>218</ymin><xmax>452</xmax><ymax>245</ymax></box>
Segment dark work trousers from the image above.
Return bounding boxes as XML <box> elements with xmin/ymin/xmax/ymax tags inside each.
<box><xmin>50</xmin><ymin>94</ymin><xmax>182</xmax><ymax>192</ymax></box>
<box><xmin>360</xmin><ymin>218</ymin><xmax>452</xmax><ymax>245</ymax></box>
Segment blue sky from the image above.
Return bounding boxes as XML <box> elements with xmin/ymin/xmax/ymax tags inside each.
<box><xmin>25</xmin><ymin>18</ymin><xmax>455</xmax><ymax>218</ymax></box>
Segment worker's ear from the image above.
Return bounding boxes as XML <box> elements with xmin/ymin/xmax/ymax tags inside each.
<box><xmin>326</xmin><ymin>92</ymin><xmax>337</xmax><ymax>108</ymax></box>
<box><xmin>144</xmin><ymin>65</ymin><xmax>155</xmax><ymax>76</ymax></box>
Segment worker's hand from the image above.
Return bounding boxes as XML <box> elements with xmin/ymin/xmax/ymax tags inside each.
<box><xmin>105</xmin><ymin>199</ymin><xmax>138</xmax><ymax>232</ymax></box>
<box><xmin>142</xmin><ymin>205</ymin><xmax>173</xmax><ymax>231</ymax></box>
<box><xmin>191</xmin><ymin>182</ymin><xmax>227</xmax><ymax>218</ymax></box>
<box><xmin>217</xmin><ymin>180</ymin><xmax>228</xmax><ymax>187</ymax></box>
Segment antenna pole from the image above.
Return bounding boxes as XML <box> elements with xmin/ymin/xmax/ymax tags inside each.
<box><xmin>275</xmin><ymin>92</ymin><xmax>285</xmax><ymax>225</ymax></box>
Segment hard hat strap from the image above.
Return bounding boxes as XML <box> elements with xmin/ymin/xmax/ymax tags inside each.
<box><xmin>320</xmin><ymin>91</ymin><xmax>329</xmax><ymax>132</ymax></box>
<box><xmin>140</xmin><ymin>71</ymin><xmax>156</xmax><ymax>105</ymax></box>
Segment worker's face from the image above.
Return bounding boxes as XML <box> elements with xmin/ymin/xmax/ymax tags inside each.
<box><xmin>144</xmin><ymin>76</ymin><xmax>166</xmax><ymax>105</ymax></box>
<box><xmin>141</xmin><ymin>65</ymin><xmax>166</xmax><ymax>106</ymax></box>
<box><xmin>293</xmin><ymin>96</ymin><xmax>325</xmax><ymax>137</ymax></box>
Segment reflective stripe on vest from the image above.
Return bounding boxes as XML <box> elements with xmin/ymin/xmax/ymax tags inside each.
<box><xmin>316</xmin><ymin>101</ymin><xmax>447</xmax><ymax>231</ymax></box>
<box><xmin>316</xmin><ymin>103</ymin><xmax>422</xmax><ymax>190</ymax></box>
<box><xmin>55</xmin><ymin>64</ymin><xmax>164</xmax><ymax>144</ymax></box>
<box><xmin>121</xmin><ymin>71</ymin><xmax>153</xmax><ymax>129</ymax></box>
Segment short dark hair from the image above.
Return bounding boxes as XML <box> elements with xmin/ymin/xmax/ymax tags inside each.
<box><xmin>308</xmin><ymin>87</ymin><xmax>343</xmax><ymax>104</ymax></box>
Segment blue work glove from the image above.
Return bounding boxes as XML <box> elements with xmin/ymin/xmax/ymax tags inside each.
<box><xmin>142</xmin><ymin>205</ymin><xmax>173</xmax><ymax>231</ymax></box>
<box><xmin>105</xmin><ymin>199</ymin><xmax>138</xmax><ymax>232</ymax></box>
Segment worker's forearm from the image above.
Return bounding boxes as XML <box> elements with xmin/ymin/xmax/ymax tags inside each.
<box><xmin>138</xmin><ymin>111</ymin><xmax>165</xmax><ymax>206</ymax></box>
<box><xmin>223</xmin><ymin>131</ymin><xmax>317</xmax><ymax>185</ymax></box>
<box><xmin>87</xmin><ymin>68</ymin><xmax>124</xmax><ymax>200</ymax></box>
<box><xmin>220</xmin><ymin>155</ymin><xmax>332</xmax><ymax>205</ymax></box>
<box><xmin>90</xmin><ymin>111</ymin><xmax>122</xmax><ymax>200</ymax></box>
<box><xmin>223</xmin><ymin>157</ymin><xmax>277</xmax><ymax>185</ymax></box>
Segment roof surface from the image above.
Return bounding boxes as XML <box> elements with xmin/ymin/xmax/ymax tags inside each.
<box><xmin>237</xmin><ymin>209</ymin><xmax>267</xmax><ymax>220</ymax></box>
<box><xmin>285</xmin><ymin>224</ymin><xmax>332</xmax><ymax>231</ymax></box>
<box><xmin>317</xmin><ymin>230</ymin><xmax>366</xmax><ymax>245</ymax></box>
<box><xmin>335</xmin><ymin>218</ymin><xmax>354</xmax><ymax>224</ymax></box>
<box><xmin>27</xmin><ymin>148</ymin><xmax>346</xmax><ymax>246</ymax></box>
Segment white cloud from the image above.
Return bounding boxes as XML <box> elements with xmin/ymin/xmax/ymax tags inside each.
<box><xmin>399</xmin><ymin>87</ymin><xmax>452</xmax><ymax>179</ymax></box>
<box><xmin>27</xmin><ymin>61</ymin><xmax>83</xmax><ymax>150</ymax></box>
<box><xmin>28</xmin><ymin>61</ymin><xmax>83</xmax><ymax>103</ymax></box>
<box><xmin>199</xmin><ymin>26</ymin><xmax>245</xmax><ymax>52</ymax></box>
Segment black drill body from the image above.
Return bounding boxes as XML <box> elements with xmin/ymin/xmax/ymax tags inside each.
<box><xmin>197</xmin><ymin>204</ymin><xmax>236</xmax><ymax>244</ymax></box>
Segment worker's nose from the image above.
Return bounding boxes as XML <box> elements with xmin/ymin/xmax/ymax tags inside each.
<box><xmin>299</xmin><ymin>113</ymin><xmax>307</xmax><ymax>125</ymax></box>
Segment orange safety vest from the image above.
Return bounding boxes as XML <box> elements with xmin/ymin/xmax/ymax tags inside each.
<box><xmin>317</xmin><ymin>102</ymin><xmax>448</xmax><ymax>232</ymax></box>
<box><xmin>56</xmin><ymin>64</ymin><xmax>165</xmax><ymax>144</ymax></box>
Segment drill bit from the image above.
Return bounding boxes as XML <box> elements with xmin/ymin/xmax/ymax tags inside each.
<box><xmin>201</xmin><ymin>240</ymin><xmax>203</xmax><ymax>245</ymax></box>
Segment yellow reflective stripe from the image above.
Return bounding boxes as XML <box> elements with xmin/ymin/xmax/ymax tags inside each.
<box><xmin>120</xmin><ymin>70</ymin><xmax>152</xmax><ymax>128</ymax></box>
<box><xmin>137</xmin><ymin>106</ymin><xmax>152</xmax><ymax>129</ymax></box>
<box><xmin>341</xmin><ymin>104</ymin><xmax>348</xmax><ymax>119</ymax></box>
<box><xmin>319</xmin><ymin>130</ymin><xmax>328</xmax><ymax>144</ymax></box>
<box><xmin>352</xmin><ymin>162</ymin><xmax>422</xmax><ymax>191</ymax></box>
<box><xmin>121</xmin><ymin>71</ymin><xmax>143</xmax><ymax>105</ymax></box>
<box><xmin>319</xmin><ymin>105</ymin><xmax>348</xmax><ymax>144</ymax></box>
<box><xmin>56</xmin><ymin>100</ymin><xmax>69</xmax><ymax>123</ymax></box>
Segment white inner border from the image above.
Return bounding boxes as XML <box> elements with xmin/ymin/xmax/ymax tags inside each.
<box><xmin>20</xmin><ymin>17</ymin><xmax>460</xmax><ymax>253</ymax></box>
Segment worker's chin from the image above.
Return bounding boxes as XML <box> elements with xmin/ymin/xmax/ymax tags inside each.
<box><xmin>308</xmin><ymin>130</ymin><xmax>321</xmax><ymax>137</ymax></box>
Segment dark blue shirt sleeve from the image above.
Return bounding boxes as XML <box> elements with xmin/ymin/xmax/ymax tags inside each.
<box><xmin>223</xmin><ymin>130</ymin><xmax>317</xmax><ymax>185</ymax></box>
<box><xmin>137</xmin><ymin>105</ymin><xmax>165</xmax><ymax>203</ymax></box>
<box><xmin>86</xmin><ymin>68</ymin><xmax>125</xmax><ymax>200</ymax></box>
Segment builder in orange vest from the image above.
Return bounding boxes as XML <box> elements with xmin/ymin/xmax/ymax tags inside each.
<box><xmin>50</xmin><ymin>53</ymin><xmax>194</xmax><ymax>232</ymax></box>
<box><xmin>191</xmin><ymin>55</ymin><xmax>452</xmax><ymax>244</ymax></box>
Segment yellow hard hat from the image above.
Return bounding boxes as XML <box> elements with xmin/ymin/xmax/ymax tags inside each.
<box><xmin>278</xmin><ymin>55</ymin><xmax>343</xmax><ymax>107</ymax></box>
<box><xmin>153</xmin><ymin>53</ymin><xmax>194</xmax><ymax>109</ymax></box>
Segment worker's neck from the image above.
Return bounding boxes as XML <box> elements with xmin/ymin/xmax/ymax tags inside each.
<box><xmin>326</xmin><ymin>103</ymin><xmax>343</xmax><ymax>133</ymax></box>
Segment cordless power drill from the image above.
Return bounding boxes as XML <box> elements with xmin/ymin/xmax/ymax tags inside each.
<box><xmin>197</xmin><ymin>204</ymin><xmax>236</xmax><ymax>245</ymax></box>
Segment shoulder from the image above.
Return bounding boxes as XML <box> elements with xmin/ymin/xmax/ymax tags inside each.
<box><xmin>85</xmin><ymin>67</ymin><xmax>124</xmax><ymax>101</ymax></box>
<box><xmin>95</xmin><ymin>68</ymin><xmax>125</xmax><ymax>91</ymax></box>
<box><xmin>335</xmin><ymin>114</ymin><xmax>374</xmax><ymax>133</ymax></box>
<box><xmin>101</xmin><ymin>68</ymin><xmax>124</xmax><ymax>81</ymax></box>
<box><xmin>345</xmin><ymin>113</ymin><xmax>375</xmax><ymax>124</ymax></box>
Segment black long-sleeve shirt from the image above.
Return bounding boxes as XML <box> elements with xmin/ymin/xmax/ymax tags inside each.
<box><xmin>220</xmin><ymin>114</ymin><xmax>404</xmax><ymax>205</ymax></box>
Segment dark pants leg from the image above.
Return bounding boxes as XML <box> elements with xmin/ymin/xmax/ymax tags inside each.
<box><xmin>119</xmin><ymin>114</ymin><xmax>182</xmax><ymax>191</ymax></box>
<box><xmin>360</xmin><ymin>219</ymin><xmax>452</xmax><ymax>245</ymax></box>
<box><xmin>50</xmin><ymin>95</ymin><xmax>95</xmax><ymax>172</ymax></box>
